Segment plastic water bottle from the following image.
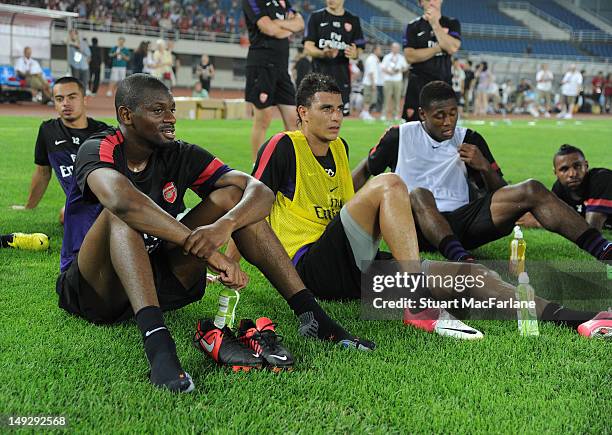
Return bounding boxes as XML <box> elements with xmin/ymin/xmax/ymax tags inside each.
<box><xmin>515</xmin><ymin>272</ymin><xmax>539</xmax><ymax>336</ymax></box>
<box><xmin>213</xmin><ymin>288</ymin><xmax>240</xmax><ymax>329</ymax></box>
<box><xmin>509</xmin><ymin>225</ymin><xmax>526</xmax><ymax>277</ymax></box>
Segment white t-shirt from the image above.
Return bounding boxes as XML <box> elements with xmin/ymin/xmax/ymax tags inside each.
<box><xmin>362</xmin><ymin>53</ymin><xmax>380</xmax><ymax>87</ymax></box>
<box><xmin>536</xmin><ymin>69</ymin><xmax>553</xmax><ymax>92</ymax></box>
<box><xmin>14</xmin><ymin>56</ymin><xmax>43</xmax><ymax>76</ymax></box>
<box><xmin>381</xmin><ymin>52</ymin><xmax>408</xmax><ymax>82</ymax></box>
<box><xmin>561</xmin><ymin>71</ymin><xmax>583</xmax><ymax>96</ymax></box>
<box><xmin>396</xmin><ymin>122</ymin><xmax>469</xmax><ymax>212</ymax></box>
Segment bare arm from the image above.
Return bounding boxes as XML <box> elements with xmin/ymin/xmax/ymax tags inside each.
<box><xmin>304</xmin><ymin>40</ymin><xmax>338</xmax><ymax>59</ymax></box>
<box><xmin>87</xmin><ymin>167</ymin><xmax>192</xmax><ymax>245</ymax></box>
<box><xmin>458</xmin><ymin>144</ymin><xmax>507</xmax><ymax>192</ymax></box>
<box><xmin>431</xmin><ymin>26</ymin><xmax>460</xmax><ymax>55</ymax></box>
<box><xmin>516</xmin><ymin>212</ymin><xmax>543</xmax><ymax>228</ymax></box>
<box><xmin>256</xmin><ymin>16</ymin><xmax>293</xmax><ymax>39</ymax></box>
<box><xmin>352</xmin><ymin>157</ymin><xmax>371</xmax><ymax>192</ymax></box>
<box><xmin>277</xmin><ymin>13</ymin><xmax>304</xmax><ymax>33</ymax></box>
<box><xmin>404</xmin><ymin>46</ymin><xmax>442</xmax><ymax>64</ymax></box>
<box><xmin>585</xmin><ymin>212</ymin><xmax>607</xmax><ymax>231</ymax></box>
<box><xmin>24</xmin><ymin>165</ymin><xmax>52</xmax><ymax>209</ymax></box>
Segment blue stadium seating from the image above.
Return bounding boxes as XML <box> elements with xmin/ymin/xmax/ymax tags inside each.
<box><xmin>460</xmin><ymin>38</ymin><xmax>584</xmax><ymax>56</ymax></box>
<box><xmin>581</xmin><ymin>43</ymin><xmax>612</xmax><ymax>58</ymax></box>
<box><xmin>526</xmin><ymin>0</ymin><xmax>598</xmax><ymax>30</ymax></box>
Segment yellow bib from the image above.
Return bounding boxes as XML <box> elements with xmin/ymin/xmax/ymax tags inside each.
<box><xmin>269</xmin><ymin>130</ymin><xmax>354</xmax><ymax>259</ymax></box>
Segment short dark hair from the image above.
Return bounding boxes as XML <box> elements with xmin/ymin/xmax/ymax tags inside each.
<box><xmin>554</xmin><ymin>144</ymin><xmax>585</xmax><ymax>165</ymax></box>
<box><xmin>115</xmin><ymin>73</ymin><xmax>170</xmax><ymax>119</ymax></box>
<box><xmin>295</xmin><ymin>73</ymin><xmax>341</xmax><ymax>124</ymax></box>
<box><xmin>53</xmin><ymin>76</ymin><xmax>85</xmax><ymax>96</ymax></box>
<box><xmin>419</xmin><ymin>80</ymin><xmax>457</xmax><ymax>110</ymax></box>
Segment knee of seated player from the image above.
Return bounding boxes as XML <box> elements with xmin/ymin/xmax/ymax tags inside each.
<box><xmin>520</xmin><ymin>178</ymin><xmax>550</xmax><ymax>202</ymax></box>
<box><xmin>409</xmin><ymin>187</ymin><xmax>435</xmax><ymax>209</ymax></box>
<box><xmin>369</xmin><ymin>173</ymin><xmax>408</xmax><ymax>196</ymax></box>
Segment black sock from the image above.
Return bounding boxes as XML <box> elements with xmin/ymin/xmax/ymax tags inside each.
<box><xmin>438</xmin><ymin>235</ymin><xmax>473</xmax><ymax>262</ymax></box>
<box><xmin>288</xmin><ymin>289</ymin><xmax>354</xmax><ymax>343</ymax></box>
<box><xmin>540</xmin><ymin>303</ymin><xmax>595</xmax><ymax>330</ymax></box>
<box><xmin>575</xmin><ymin>228</ymin><xmax>612</xmax><ymax>260</ymax></box>
<box><xmin>0</xmin><ymin>234</ymin><xmax>14</xmax><ymax>248</ymax></box>
<box><xmin>135</xmin><ymin>306</ymin><xmax>184</xmax><ymax>387</ymax></box>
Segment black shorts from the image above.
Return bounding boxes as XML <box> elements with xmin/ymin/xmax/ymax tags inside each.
<box><xmin>295</xmin><ymin>214</ymin><xmax>389</xmax><ymax>301</ymax></box>
<box><xmin>416</xmin><ymin>193</ymin><xmax>513</xmax><ymax>251</ymax></box>
<box><xmin>56</xmin><ymin>248</ymin><xmax>206</xmax><ymax>324</ymax></box>
<box><xmin>245</xmin><ymin>65</ymin><xmax>296</xmax><ymax>109</ymax></box>
<box><xmin>402</xmin><ymin>73</ymin><xmax>428</xmax><ymax>121</ymax></box>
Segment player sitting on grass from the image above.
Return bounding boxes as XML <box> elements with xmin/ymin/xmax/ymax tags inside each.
<box><xmin>56</xmin><ymin>74</ymin><xmax>369</xmax><ymax>392</ymax></box>
<box><xmin>520</xmin><ymin>144</ymin><xmax>611</xmax><ymax>231</ymax></box>
<box><xmin>11</xmin><ymin>76</ymin><xmax>108</xmax><ymax>224</ymax></box>
<box><xmin>227</xmin><ymin>73</ymin><xmax>486</xmax><ymax>340</ymax></box>
<box><xmin>352</xmin><ymin>81</ymin><xmax>612</xmax><ymax>263</ymax></box>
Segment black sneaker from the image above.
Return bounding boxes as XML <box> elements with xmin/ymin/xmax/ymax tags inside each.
<box><xmin>194</xmin><ymin>319</ymin><xmax>263</xmax><ymax>372</ymax></box>
<box><xmin>238</xmin><ymin>317</ymin><xmax>294</xmax><ymax>372</ymax></box>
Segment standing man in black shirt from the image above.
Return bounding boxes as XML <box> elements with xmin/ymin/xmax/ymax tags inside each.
<box><xmin>88</xmin><ymin>37</ymin><xmax>102</xmax><ymax>96</ymax></box>
<box><xmin>402</xmin><ymin>0</ymin><xmax>461</xmax><ymax>121</ymax></box>
<box><xmin>11</xmin><ymin>76</ymin><xmax>108</xmax><ymax>224</ymax></box>
<box><xmin>242</xmin><ymin>0</ymin><xmax>304</xmax><ymax>162</ymax></box>
<box><xmin>303</xmin><ymin>0</ymin><xmax>365</xmax><ymax>116</ymax></box>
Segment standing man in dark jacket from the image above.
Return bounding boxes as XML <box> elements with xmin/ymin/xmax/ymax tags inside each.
<box><xmin>88</xmin><ymin>37</ymin><xmax>102</xmax><ymax>96</ymax></box>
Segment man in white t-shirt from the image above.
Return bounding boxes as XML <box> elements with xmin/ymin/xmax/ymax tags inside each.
<box><xmin>381</xmin><ymin>42</ymin><xmax>408</xmax><ymax>121</ymax></box>
<box><xmin>558</xmin><ymin>64</ymin><xmax>582</xmax><ymax>119</ymax></box>
<box><xmin>14</xmin><ymin>47</ymin><xmax>52</xmax><ymax>103</ymax></box>
<box><xmin>360</xmin><ymin>45</ymin><xmax>381</xmax><ymax>121</ymax></box>
<box><xmin>536</xmin><ymin>63</ymin><xmax>554</xmax><ymax>117</ymax></box>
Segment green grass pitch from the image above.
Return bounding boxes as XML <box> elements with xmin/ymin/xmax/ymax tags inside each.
<box><xmin>0</xmin><ymin>115</ymin><xmax>610</xmax><ymax>433</ymax></box>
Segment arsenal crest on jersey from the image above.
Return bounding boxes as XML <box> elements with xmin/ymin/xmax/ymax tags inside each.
<box><xmin>344</xmin><ymin>22</ymin><xmax>352</xmax><ymax>32</ymax></box>
<box><xmin>163</xmin><ymin>181</ymin><xmax>177</xmax><ymax>204</ymax></box>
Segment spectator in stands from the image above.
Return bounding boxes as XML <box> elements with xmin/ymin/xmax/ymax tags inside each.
<box><xmin>89</xmin><ymin>37</ymin><xmax>102</xmax><ymax>96</ymax></box>
<box><xmin>303</xmin><ymin>0</ymin><xmax>365</xmax><ymax>116</ymax></box>
<box><xmin>381</xmin><ymin>42</ymin><xmax>408</xmax><ymax>121</ymax></box>
<box><xmin>107</xmin><ymin>36</ymin><xmax>130</xmax><ymax>97</ymax></box>
<box><xmin>558</xmin><ymin>64</ymin><xmax>582</xmax><ymax>119</ymax></box>
<box><xmin>402</xmin><ymin>0</ymin><xmax>461</xmax><ymax>121</ymax></box>
<box><xmin>143</xmin><ymin>45</ymin><xmax>156</xmax><ymax>74</ymax></box>
<box><xmin>360</xmin><ymin>45</ymin><xmax>381</xmax><ymax>121</ymax></box>
<box><xmin>67</xmin><ymin>30</ymin><xmax>90</xmax><ymax>94</ymax></box>
<box><xmin>604</xmin><ymin>73</ymin><xmax>612</xmax><ymax>114</ymax></box>
<box><xmin>463</xmin><ymin>60</ymin><xmax>475</xmax><ymax>114</ymax></box>
<box><xmin>451</xmin><ymin>58</ymin><xmax>465</xmax><ymax>116</ymax></box>
<box><xmin>131</xmin><ymin>41</ymin><xmax>149</xmax><ymax>75</ymax></box>
<box><xmin>374</xmin><ymin>51</ymin><xmax>384</xmax><ymax>114</ymax></box>
<box><xmin>536</xmin><ymin>63</ymin><xmax>554</xmax><ymax>118</ymax></box>
<box><xmin>291</xmin><ymin>47</ymin><xmax>311</xmax><ymax>91</ymax></box>
<box><xmin>14</xmin><ymin>46</ymin><xmax>52</xmax><ymax>104</ymax></box>
<box><xmin>197</xmin><ymin>54</ymin><xmax>215</xmax><ymax>93</ymax></box>
<box><xmin>242</xmin><ymin>0</ymin><xmax>304</xmax><ymax>162</ymax></box>
<box><xmin>152</xmin><ymin>39</ymin><xmax>174</xmax><ymax>89</ymax></box>
<box><xmin>591</xmin><ymin>71</ymin><xmax>605</xmax><ymax>114</ymax></box>
<box><xmin>474</xmin><ymin>61</ymin><xmax>491</xmax><ymax>116</ymax></box>
<box><xmin>192</xmin><ymin>81</ymin><xmax>209</xmax><ymax>98</ymax></box>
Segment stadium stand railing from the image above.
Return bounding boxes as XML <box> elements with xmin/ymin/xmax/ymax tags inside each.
<box><xmin>499</xmin><ymin>2</ymin><xmax>573</xmax><ymax>31</ymax></box>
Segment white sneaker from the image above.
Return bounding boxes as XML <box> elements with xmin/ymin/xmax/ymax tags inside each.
<box><xmin>564</xmin><ymin>113</ymin><xmax>573</xmax><ymax>119</ymax></box>
<box><xmin>106</xmin><ymin>90</ymin><xmax>112</xmax><ymax>97</ymax></box>
<box><xmin>556</xmin><ymin>112</ymin><xmax>565</xmax><ymax>119</ymax></box>
<box><xmin>403</xmin><ymin>307</ymin><xmax>484</xmax><ymax>340</ymax></box>
<box><xmin>360</xmin><ymin>111</ymin><xmax>374</xmax><ymax>120</ymax></box>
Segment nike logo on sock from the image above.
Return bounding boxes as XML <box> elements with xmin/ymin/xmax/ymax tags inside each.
<box><xmin>145</xmin><ymin>326</ymin><xmax>167</xmax><ymax>338</ymax></box>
